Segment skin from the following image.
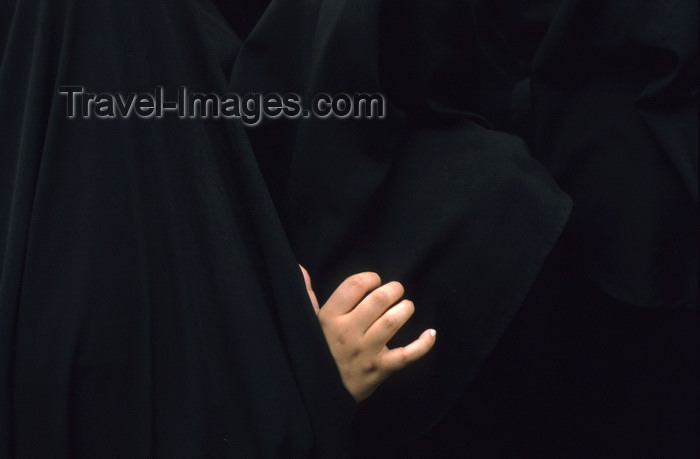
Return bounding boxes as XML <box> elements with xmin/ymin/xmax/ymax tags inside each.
<box><xmin>300</xmin><ymin>266</ymin><xmax>437</xmax><ymax>402</ymax></box>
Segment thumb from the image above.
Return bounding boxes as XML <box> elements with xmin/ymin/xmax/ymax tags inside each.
<box><xmin>299</xmin><ymin>265</ymin><xmax>320</xmax><ymax>313</ymax></box>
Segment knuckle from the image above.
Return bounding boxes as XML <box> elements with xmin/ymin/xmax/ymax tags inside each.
<box><xmin>345</xmin><ymin>273</ymin><xmax>368</xmax><ymax>293</ymax></box>
<box><xmin>361</xmin><ymin>360</ymin><xmax>378</xmax><ymax>374</ymax></box>
<box><xmin>336</xmin><ymin>328</ymin><xmax>350</xmax><ymax>346</ymax></box>
<box><xmin>335</xmin><ymin>322</ymin><xmax>357</xmax><ymax>347</ymax></box>
<box><xmin>346</xmin><ymin>272</ymin><xmax>380</xmax><ymax>294</ymax></box>
<box><xmin>371</xmin><ymin>290</ymin><xmax>389</xmax><ymax>306</ymax></box>
<box><xmin>381</xmin><ymin>315</ymin><xmax>397</xmax><ymax>330</ymax></box>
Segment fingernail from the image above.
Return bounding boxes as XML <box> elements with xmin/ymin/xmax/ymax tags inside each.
<box><xmin>429</xmin><ymin>329</ymin><xmax>437</xmax><ymax>338</ymax></box>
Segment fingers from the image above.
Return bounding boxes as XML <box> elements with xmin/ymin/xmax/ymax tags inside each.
<box><xmin>311</xmin><ymin>269</ymin><xmax>437</xmax><ymax>402</ymax></box>
<box><xmin>322</xmin><ymin>272</ymin><xmax>381</xmax><ymax>317</ymax></box>
<box><xmin>363</xmin><ymin>299</ymin><xmax>415</xmax><ymax>346</ymax></box>
<box><xmin>351</xmin><ymin>281</ymin><xmax>404</xmax><ymax>332</ymax></box>
<box><xmin>299</xmin><ymin>265</ymin><xmax>319</xmax><ymax>313</ymax></box>
<box><xmin>381</xmin><ymin>329</ymin><xmax>437</xmax><ymax>373</ymax></box>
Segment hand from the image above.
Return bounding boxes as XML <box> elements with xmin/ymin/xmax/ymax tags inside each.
<box><xmin>300</xmin><ymin>266</ymin><xmax>436</xmax><ymax>402</ymax></box>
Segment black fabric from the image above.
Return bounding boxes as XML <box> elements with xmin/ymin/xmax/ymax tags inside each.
<box><xmin>391</xmin><ymin>244</ymin><xmax>700</xmax><ymax>458</ymax></box>
<box><xmin>529</xmin><ymin>0</ymin><xmax>698</xmax><ymax>309</ymax></box>
<box><xmin>0</xmin><ymin>2</ymin><xmax>356</xmax><ymax>457</ymax></box>
<box><xmin>0</xmin><ymin>1</ymin><xmax>572</xmax><ymax>458</ymax></box>
<box><xmin>473</xmin><ymin>0</ymin><xmax>699</xmax><ymax>309</ymax></box>
<box><xmin>395</xmin><ymin>0</ymin><xmax>699</xmax><ymax>456</ymax></box>
<box><xmin>228</xmin><ymin>0</ymin><xmax>570</xmax><ymax>455</ymax></box>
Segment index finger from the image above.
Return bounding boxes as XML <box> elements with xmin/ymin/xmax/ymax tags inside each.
<box><xmin>321</xmin><ymin>272</ymin><xmax>382</xmax><ymax>317</ymax></box>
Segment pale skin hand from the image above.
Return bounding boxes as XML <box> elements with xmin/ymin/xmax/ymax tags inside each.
<box><xmin>300</xmin><ymin>266</ymin><xmax>436</xmax><ymax>402</ymax></box>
